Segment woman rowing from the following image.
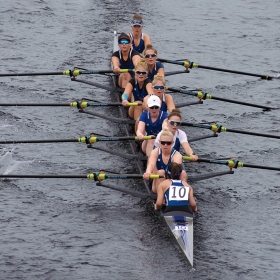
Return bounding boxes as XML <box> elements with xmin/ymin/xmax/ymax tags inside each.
<box><xmin>129</xmin><ymin>14</ymin><xmax>151</xmax><ymax>54</ymax></box>
<box><xmin>121</xmin><ymin>59</ymin><xmax>153</xmax><ymax>126</ymax></box>
<box><xmin>136</xmin><ymin>95</ymin><xmax>168</xmax><ymax>156</ymax></box>
<box><xmin>143</xmin><ymin>129</ymin><xmax>188</xmax><ymax>194</ymax></box>
<box><xmin>155</xmin><ymin>108</ymin><xmax>198</xmax><ymax>161</ymax></box>
<box><xmin>112</xmin><ymin>32</ymin><xmax>141</xmax><ymax>88</ymax></box>
<box><xmin>143</xmin><ymin>44</ymin><xmax>164</xmax><ymax>81</ymax></box>
<box><xmin>154</xmin><ymin>162</ymin><xmax>197</xmax><ymax>213</ymax></box>
<box><xmin>143</xmin><ymin>75</ymin><xmax>175</xmax><ymax>113</ymax></box>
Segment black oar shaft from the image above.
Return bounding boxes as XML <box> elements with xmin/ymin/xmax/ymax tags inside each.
<box><xmin>242</xmin><ymin>163</ymin><xmax>280</xmax><ymax>171</ymax></box>
<box><xmin>211</xmin><ymin>96</ymin><xmax>275</xmax><ymax>110</ymax></box>
<box><xmin>0</xmin><ymin>139</ymin><xmax>78</xmax><ymax>144</ymax></box>
<box><xmin>0</xmin><ymin>103</ymin><xmax>70</xmax><ymax>106</ymax></box>
<box><xmin>0</xmin><ymin>72</ymin><xmax>64</xmax><ymax>77</ymax></box>
<box><xmin>195</xmin><ymin>64</ymin><xmax>273</xmax><ymax>80</ymax></box>
<box><xmin>0</xmin><ymin>174</ymin><xmax>87</xmax><ymax>178</ymax></box>
<box><xmin>226</xmin><ymin>128</ymin><xmax>280</xmax><ymax>139</ymax></box>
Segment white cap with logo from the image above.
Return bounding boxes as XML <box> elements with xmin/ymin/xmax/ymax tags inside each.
<box><xmin>147</xmin><ymin>95</ymin><xmax>161</xmax><ymax>108</ymax></box>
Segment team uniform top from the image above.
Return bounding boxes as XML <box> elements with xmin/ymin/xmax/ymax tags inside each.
<box><xmin>154</xmin><ymin>129</ymin><xmax>188</xmax><ymax>151</ymax></box>
<box><xmin>164</xmin><ymin>180</ymin><xmax>190</xmax><ymax>207</ymax></box>
<box><xmin>112</xmin><ymin>49</ymin><xmax>140</xmax><ymax>77</ymax></box>
<box><xmin>156</xmin><ymin>147</ymin><xmax>177</xmax><ymax>171</ymax></box>
<box><xmin>128</xmin><ymin>78</ymin><xmax>152</xmax><ymax>102</ymax></box>
<box><xmin>148</xmin><ymin>61</ymin><xmax>164</xmax><ymax>81</ymax></box>
<box><xmin>138</xmin><ymin>110</ymin><xmax>168</xmax><ymax>136</ymax></box>
<box><xmin>160</xmin><ymin>94</ymin><xmax>167</xmax><ymax>112</ymax></box>
<box><xmin>129</xmin><ymin>33</ymin><xmax>145</xmax><ymax>53</ymax></box>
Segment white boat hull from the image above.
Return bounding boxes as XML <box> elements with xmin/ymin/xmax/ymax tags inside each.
<box><xmin>163</xmin><ymin>211</ymin><xmax>193</xmax><ymax>266</ymax></box>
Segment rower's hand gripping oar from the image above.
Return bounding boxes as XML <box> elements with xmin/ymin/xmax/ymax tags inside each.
<box><xmin>180</xmin><ymin>122</ymin><xmax>280</xmax><ymax>140</ymax></box>
<box><xmin>184</xmin><ymin>156</ymin><xmax>280</xmax><ymax>171</ymax></box>
<box><xmin>0</xmin><ymin>135</ymin><xmax>155</xmax><ymax>145</ymax></box>
<box><xmin>157</xmin><ymin>58</ymin><xmax>275</xmax><ymax>80</ymax></box>
<box><xmin>0</xmin><ymin>68</ymin><xmax>134</xmax><ymax>78</ymax></box>
<box><xmin>167</xmin><ymin>87</ymin><xmax>276</xmax><ymax>110</ymax></box>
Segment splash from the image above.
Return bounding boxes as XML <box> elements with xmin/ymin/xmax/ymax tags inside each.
<box><xmin>0</xmin><ymin>149</ymin><xmax>34</xmax><ymax>175</ymax></box>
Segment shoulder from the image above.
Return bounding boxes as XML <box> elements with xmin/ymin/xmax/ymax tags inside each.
<box><xmin>156</xmin><ymin>61</ymin><xmax>164</xmax><ymax>68</ymax></box>
<box><xmin>144</xmin><ymin>78</ymin><xmax>152</xmax><ymax>85</ymax></box>
<box><xmin>131</xmin><ymin>49</ymin><xmax>141</xmax><ymax>57</ymax></box>
<box><xmin>112</xmin><ymin>51</ymin><xmax>120</xmax><ymax>58</ymax></box>
<box><xmin>129</xmin><ymin>78</ymin><xmax>136</xmax><ymax>86</ymax></box>
<box><xmin>165</xmin><ymin>93</ymin><xmax>174</xmax><ymax>101</ymax></box>
<box><xmin>177</xmin><ymin>129</ymin><xmax>188</xmax><ymax>142</ymax></box>
<box><xmin>139</xmin><ymin>110</ymin><xmax>148</xmax><ymax>121</ymax></box>
<box><xmin>162</xmin><ymin>111</ymin><xmax>169</xmax><ymax>119</ymax></box>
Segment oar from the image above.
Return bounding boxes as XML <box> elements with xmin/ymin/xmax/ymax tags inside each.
<box><xmin>180</xmin><ymin>122</ymin><xmax>280</xmax><ymax>140</ymax></box>
<box><xmin>0</xmin><ymin>69</ymin><xmax>134</xmax><ymax>77</ymax></box>
<box><xmin>0</xmin><ymin>173</ymin><xmax>164</xmax><ymax>181</ymax></box>
<box><xmin>183</xmin><ymin>156</ymin><xmax>280</xmax><ymax>171</ymax></box>
<box><xmin>157</xmin><ymin>58</ymin><xmax>275</xmax><ymax>80</ymax></box>
<box><xmin>168</xmin><ymin>87</ymin><xmax>276</xmax><ymax>110</ymax></box>
<box><xmin>71</xmin><ymin>77</ymin><xmax>123</xmax><ymax>93</ymax></box>
<box><xmin>79</xmin><ymin>110</ymin><xmax>136</xmax><ymax>125</ymax></box>
<box><xmin>0</xmin><ymin>101</ymin><xmax>140</xmax><ymax>108</ymax></box>
<box><xmin>0</xmin><ymin>135</ymin><xmax>155</xmax><ymax>145</ymax></box>
<box><xmin>96</xmin><ymin>182</ymin><xmax>157</xmax><ymax>199</ymax></box>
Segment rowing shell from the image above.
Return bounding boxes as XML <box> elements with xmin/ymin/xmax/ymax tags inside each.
<box><xmin>111</xmin><ymin>30</ymin><xmax>194</xmax><ymax>266</ymax></box>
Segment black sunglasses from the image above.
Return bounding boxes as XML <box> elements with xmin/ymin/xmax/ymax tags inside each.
<box><xmin>135</xmin><ymin>70</ymin><xmax>148</xmax><ymax>75</ymax></box>
<box><xmin>160</xmin><ymin>141</ymin><xmax>172</xmax><ymax>146</ymax></box>
<box><xmin>149</xmin><ymin>106</ymin><xmax>159</xmax><ymax>109</ymax></box>
<box><xmin>145</xmin><ymin>53</ymin><xmax>157</xmax><ymax>58</ymax></box>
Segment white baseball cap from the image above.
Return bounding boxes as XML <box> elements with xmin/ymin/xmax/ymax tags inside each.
<box><xmin>147</xmin><ymin>95</ymin><xmax>161</xmax><ymax>108</ymax></box>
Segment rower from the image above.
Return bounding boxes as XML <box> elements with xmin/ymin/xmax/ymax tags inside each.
<box><xmin>155</xmin><ymin>108</ymin><xmax>198</xmax><ymax>161</ymax></box>
<box><xmin>136</xmin><ymin>95</ymin><xmax>168</xmax><ymax>156</ymax></box>
<box><xmin>143</xmin><ymin>74</ymin><xmax>175</xmax><ymax>112</ymax></box>
<box><xmin>154</xmin><ymin>162</ymin><xmax>197</xmax><ymax>213</ymax></box>
<box><xmin>112</xmin><ymin>32</ymin><xmax>141</xmax><ymax>88</ymax></box>
<box><xmin>129</xmin><ymin>14</ymin><xmax>151</xmax><ymax>54</ymax></box>
<box><xmin>143</xmin><ymin>44</ymin><xmax>164</xmax><ymax>81</ymax></box>
<box><xmin>121</xmin><ymin>58</ymin><xmax>153</xmax><ymax>130</ymax></box>
<box><xmin>143</xmin><ymin>129</ymin><xmax>187</xmax><ymax>194</ymax></box>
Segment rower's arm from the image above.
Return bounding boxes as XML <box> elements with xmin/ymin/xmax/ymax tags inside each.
<box><xmin>173</xmin><ymin>152</ymin><xmax>183</xmax><ymax>165</ymax></box>
<box><xmin>146</xmin><ymin>82</ymin><xmax>153</xmax><ymax>95</ymax></box>
<box><xmin>145</xmin><ymin>149</ymin><xmax>157</xmax><ymax>173</ymax></box>
<box><xmin>157</xmin><ymin>67</ymin><xmax>164</xmax><ymax>77</ymax></box>
<box><xmin>132</xmin><ymin>54</ymin><xmax>141</xmax><ymax>67</ymax></box>
<box><xmin>144</xmin><ymin>33</ymin><xmax>151</xmax><ymax>46</ymax></box>
<box><xmin>122</xmin><ymin>83</ymin><xmax>133</xmax><ymax>101</ymax></box>
<box><xmin>155</xmin><ymin>184</ymin><xmax>164</xmax><ymax>210</ymax></box>
<box><xmin>111</xmin><ymin>57</ymin><xmax>120</xmax><ymax>73</ymax></box>
<box><xmin>165</xmin><ymin>94</ymin><xmax>175</xmax><ymax>112</ymax></box>
<box><xmin>188</xmin><ymin>186</ymin><xmax>197</xmax><ymax>212</ymax></box>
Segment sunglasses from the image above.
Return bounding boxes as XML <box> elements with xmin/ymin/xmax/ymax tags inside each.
<box><xmin>149</xmin><ymin>106</ymin><xmax>159</xmax><ymax>109</ymax></box>
<box><xmin>131</xmin><ymin>19</ymin><xmax>143</xmax><ymax>26</ymax></box>
<box><xmin>145</xmin><ymin>53</ymin><xmax>157</xmax><ymax>58</ymax></box>
<box><xmin>135</xmin><ymin>70</ymin><xmax>148</xmax><ymax>75</ymax></box>
<box><xmin>169</xmin><ymin>120</ymin><xmax>181</xmax><ymax>126</ymax></box>
<box><xmin>153</xmin><ymin>85</ymin><xmax>165</xmax><ymax>90</ymax></box>
<box><xmin>119</xmin><ymin>40</ymin><xmax>130</xmax><ymax>45</ymax></box>
<box><xmin>160</xmin><ymin>141</ymin><xmax>172</xmax><ymax>146</ymax></box>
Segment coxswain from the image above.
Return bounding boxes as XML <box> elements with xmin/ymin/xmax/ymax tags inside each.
<box><xmin>154</xmin><ymin>162</ymin><xmax>197</xmax><ymax>213</ymax></box>
<box><xmin>143</xmin><ymin>129</ymin><xmax>187</xmax><ymax>194</ymax></box>
<box><xmin>129</xmin><ymin>14</ymin><xmax>151</xmax><ymax>54</ymax></box>
<box><xmin>111</xmin><ymin>32</ymin><xmax>141</xmax><ymax>88</ymax></box>
<box><xmin>155</xmin><ymin>108</ymin><xmax>198</xmax><ymax>161</ymax></box>
<box><xmin>136</xmin><ymin>95</ymin><xmax>168</xmax><ymax>156</ymax></box>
